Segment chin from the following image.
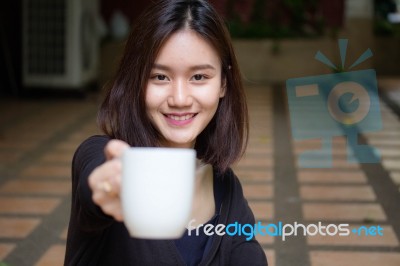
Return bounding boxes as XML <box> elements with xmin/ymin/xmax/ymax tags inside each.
<box><xmin>165</xmin><ymin>137</ymin><xmax>195</xmax><ymax>148</ymax></box>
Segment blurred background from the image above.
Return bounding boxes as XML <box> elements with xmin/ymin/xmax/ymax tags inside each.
<box><xmin>0</xmin><ymin>0</ymin><xmax>400</xmax><ymax>266</ymax></box>
<box><xmin>1</xmin><ymin>0</ymin><xmax>399</xmax><ymax>95</ymax></box>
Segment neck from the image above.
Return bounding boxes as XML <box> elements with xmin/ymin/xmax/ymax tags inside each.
<box><xmin>195</xmin><ymin>160</ymin><xmax>211</xmax><ymax>186</ymax></box>
<box><xmin>189</xmin><ymin>160</ymin><xmax>215</xmax><ymax>227</ymax></box>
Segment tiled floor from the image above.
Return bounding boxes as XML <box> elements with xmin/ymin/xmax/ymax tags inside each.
<box><xmin>1</xmin><ymin>81</ymin><xmax>400</xmax><ymax>266</ymax></box>
<box><xmin>0</xmin><ymin>95</ymin><xmax>101</xmax><ymax>265</ymax></box>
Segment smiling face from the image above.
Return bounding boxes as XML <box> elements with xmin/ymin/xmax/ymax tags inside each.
<box><xmin>145</xmin><ymin>29</ymin><xmax>225</xmax><ymax>148</ymax></box>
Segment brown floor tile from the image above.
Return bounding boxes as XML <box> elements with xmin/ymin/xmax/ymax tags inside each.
<box><xmin>0</xmin><ymin>151</ymin><xmax>23</xmax><ymax>164</ymax></box>
<box><xmin>20</xmin><ymin>165</ymin><xmax>70</xmax><ymax>178</ymax></box>
<box><xmin>310</xmin><ymin>251</ymin><xmax>400</xmax><ymax>266</ymax></box>
<box><xmin>60</xmin><ymin>227</ymin><xmax>68</xmax><ymax>241</ymax></box>
<box><xmin>379</xmin><ymin>148</ymin><xmax>400</xmax><ymax>157</ymax></box>
<box><xmin>0</xmin><ymin>243</ymin><xmax>16</xmax><ymax>260</ymax></box>
<box><xmin>249</xmin><ymin>202</ymin><xmax>274</xmax><ymax>220</ymax></box>
<box><xmin>12</xmin><ymin>121</ymin><xmax>61</xmax><ymax>131</ymax></box>
<box><xmin>243</xmin><ymin>184</ymin><xmax>273</xmax><ymax>200</ymax></box>
<box><xmin>4</xmin><ymin>130</ymin><xmax>53</xmax><ymax>141</ymax></box>
<box><xmin>0</xmin><ymin>217</ymin><xmax>40</xmax><ymax>238</ymax></box>
<box><xmin>293</xmin><ymin>138</ymin><xmax>357</xmax><ymax>162</ymax></box>
<box><xmin>331</xmin><ymin>159</ymin><xmax>362</xmax><ymax>169</ymax></box>
<box><xmin>293</xmin><ymin>137</ymin><xmax>347</xmax><ymax>149</ymax></box>
<box><xmin>0</xmin><ymin>197</ymin><xmax>61</xmax><ymax>214</ymax></box>
<box><xmin>0</xmin><ymin>140</ymin><xmax>37</xmax><ymax>150</ymax></box>
<box><xmin>249</xmin><ymin>129</ymin><xmax>274</xmax><ymax>135</ymax></box>
<box><xmin>294</xmin><ymin>158</ymin><xmax>361</xmax><ymax>170</ymax></box>
<box><xmin>298</xmin><ymin>170</ymin><xmax>367</xmax><ymax>184</ymax></box>
<box><xmin>300</xmin><ymin>185</ymin><xmax>376</xmax><ymax>201</ymax></box>
<box><xmin>328</xmin><ymin>149</ymin><xmax>351</xmax><ymax>157</ymax></box>
<box><xmin>369</xmin><ymin>139</ymin><xmax>400</xmax><ymax>146</ymax></box>
<box><xmin>308</xmin><ymin>225</ymin><xmax>399</xmax><ymax>247</ymax></box>
<box><xmin>249</xmin><ymin>125</ymin><xmax>272</xmax><ymax>131</ymax></box>
<box><xmin>382</xmin><ymin>160</ymin><xmax>400</xmax><ymax>171</ymax></box>
<box><xmin>246</xmin><ymin>145</ymin><xmax>274</xmax><ymax>154</ymax></box>
<box><xmin>249</xmin><ymin>126</ymin><xmax>271</xmax><ymax>133</ymax></box>
<box><xmin>366</xmin><ymin>131</ymin><xmax>400</xmax><ymax>138</ymax></box>
<box><xmin>35</xmin><ymin>244</ymin><xmax>66</xmax><ymax>266</ymax></box>
<box><xmin>293</xmin><ymin>147</ymin><xmax>350</xmax><ymax>157</ymax></box>
<box><xmin>249</xmin><ymin>108</ymin><xmax>272</xmax><ymax>114</ymax></box>
<box><xmin>68</xmin><ymin>126</ymin><xmax>100</xmax><ymax>141</ymax></box>
<box><xmin>53</xmin><ymin>142</ymin><xmax>81</xmax><ymax>153</ymax></box>
<box><xmin>233</xmin><ymin>168</ymin><xmax>273</xmax><ymax>182</ymax></box>
<box><xmin>0</xmin><ymin>180</ymin><xmax>71</xmax><ymax>195</ymax></box>
<box><xmin>249</xmin><ymin>121</ymin><xmax>272</xmax><ymax>128</ymax></box>
<box><xmin>38</xmin><ymin>152</ymin><xmax>74</xmax><ymax>164</ymax></box>
<box><xmin>390</xmin><ymin>171</ymin><xmax>400</xmax><ymax>185</ymax></box>
<box><xmin>248</xmin><ymin>135</ymin><xmax>272</xmax><ymax>142</ymax></box>
<box><xmin>303</xmin><ymin>203</ymin><xmax>386</xmax><ymax>222</ymax></box>
<box><xmin>244</xmin><ymin>149</ymin><xmax>273</xmax><ymax>158</ymax></box>
<box><xmin>237</xmin><ymin>157</ymin><xmax>273</xmax><ymax>168</ymax></box>
<box><xmin>293</xmin><ymin>140</ymin><xmax>322</xmax><ymax>151</ymax></box>
<box><xmin>248</xmin><ymin>101</ymin><xmax>272</xmax><ymax>106</ymax></box>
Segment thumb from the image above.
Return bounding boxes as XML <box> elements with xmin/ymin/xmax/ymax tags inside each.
<box><xmin>105</xmin><ymin>139</ymin><xmax>130</xmax><ymax>160</ymax></box>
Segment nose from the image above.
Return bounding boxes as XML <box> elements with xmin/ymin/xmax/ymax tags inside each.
<box><xmin>167</xmin><ymin>80</ymin><xmax>193</xmax><ymax>107</ymax></box>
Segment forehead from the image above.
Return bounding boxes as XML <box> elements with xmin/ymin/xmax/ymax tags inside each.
<box><xmin>154</xmin><ymin>29</ymin><xmax>221</xmax><ymax>67</ymax></box>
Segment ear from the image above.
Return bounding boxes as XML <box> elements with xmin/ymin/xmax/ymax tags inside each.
<box><xmin>220</xmin><ymin>77</ymin><xmax>226</xmax><ymax>98</ymax></box>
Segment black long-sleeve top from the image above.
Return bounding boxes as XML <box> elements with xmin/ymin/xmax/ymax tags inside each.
<box><xmin>64</xmin><ymin>135</ymin><xmax>267</xmax><ymax>265</ymax></box>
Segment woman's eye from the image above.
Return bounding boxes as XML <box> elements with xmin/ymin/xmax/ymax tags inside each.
<box><xmin>155</xmin><ymin>75</ymin><xmax>168</xmax><ymax>81</ymax></box>
<box><xmin>150</xmin><ymin>74</ymin><xmax>168</xmax><ymax>81</ymax></box>
<box><xmin>192</xmin><ymin>74</ymin><xmax>205</xmax><ymax>81</ymax></box>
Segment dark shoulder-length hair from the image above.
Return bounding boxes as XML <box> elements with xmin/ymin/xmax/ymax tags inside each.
<box><xmin>98</xmin><ymin>0</ymin><xmax>248</xmax><ymax>173</ymax></box>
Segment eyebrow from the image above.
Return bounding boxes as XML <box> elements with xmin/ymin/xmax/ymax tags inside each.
<box><xmin>152</xmin><ymin>63</ymin><xmax>216</xmax><ymax>71</ymax></box>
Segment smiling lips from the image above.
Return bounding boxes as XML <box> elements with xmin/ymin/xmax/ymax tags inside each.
<box><xmin>164</xmin><ymin>113</ymin><xmax>197</xmax><ymax>126</ymax></box>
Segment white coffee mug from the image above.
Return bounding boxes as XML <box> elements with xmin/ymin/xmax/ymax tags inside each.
<box><xmin>121</xmin><ymin>147</ymin><xmax>196</xmax><ymax>239</ymax></box>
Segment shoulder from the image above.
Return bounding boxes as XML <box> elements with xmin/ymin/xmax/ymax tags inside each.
<box><xmin>72</xmin><ymin>135</ymin><xmax>111</xmax><ymax>174</ymax></box>
<box><xmin>219</xmin><ymin>168</ymin><xmax>252</xmax><ymax>218</ymax></box>
<box><xmin>73</xmin><ymin>135</ymin><xmax>110</xmax><ymax>161</ymax></box>
<box><xmin>76</xmin><ymin>135</ymin><xmax>110</xmax><ymax>152</ymax></box>
<box><xmin>220</xmin><ymin>168</ymin><xmax>245</xmax><ymax>200</ymax></box>
<box><xmin>217</xmin><ymin>169</ymin><xmax>268</xmax><ymax>265</ymax></box>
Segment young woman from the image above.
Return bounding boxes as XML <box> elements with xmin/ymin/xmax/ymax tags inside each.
<box><xmin>65</xmin><ymin>0</ymin><xmax>267</xmax><ymax>265</ymax></box>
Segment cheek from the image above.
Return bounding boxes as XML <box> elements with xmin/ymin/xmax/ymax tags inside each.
<box><xmin>199</xmin><ymin>85</ymin><xmax>224</xmax><ymax>109</ymax></box>
<box><xmin>144</xmin><ymin>98</ymin><xmax>159</xmax><ymax>128</ymax></box>
<box><xmin>145</xmin><ymin>86</ymin><xmax>162</xmax><ymax>111</ymax></box>
<box><xmin>207</xmin><ymin>95</ymin><xmax>221</xmax><ymax>110</ymax></box>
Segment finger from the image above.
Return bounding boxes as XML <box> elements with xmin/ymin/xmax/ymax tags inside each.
<box><xmin>105</xmin><ymin>139</ymin><xmax>130</xmax><ymax>160</ymax></box>
<box><xmin>98</xmin><ymin>173</ymin><xmax>121</xmax><ymax>198</ymax></box>
<box><xmin>109</xmin><ymin>172</ymin><xmax>121</xmax><ymax>195</ymax></box>
<box><xmin>92</xmin><ymin>179</ymin><xmax>121</xmax><ymax>211</ymax></box>
<box><xmin>88</xmin><ymin>159</ymin><xmax>122</xmax><ymax>190</ymax></box>
<box><xmin>96</xmin><ymin>197</ymin><xmax>124</xmax><ymax>221</ymax></box>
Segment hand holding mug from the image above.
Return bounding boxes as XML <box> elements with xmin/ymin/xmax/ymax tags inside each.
<box><xmin>88</xmin><ymin>139</ymin><xmax>130</xmax><ymax>221</ymax></box>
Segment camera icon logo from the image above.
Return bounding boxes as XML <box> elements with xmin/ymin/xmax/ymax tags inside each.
<box><xmin>286</xmin><ymin>39</ymin><xmax>382</xmax><ymax>168</ymax></box>
<box><xmin>328</xmin><ymin>81</ymin><xmax>370</xmax><ymax>125</ymax></box>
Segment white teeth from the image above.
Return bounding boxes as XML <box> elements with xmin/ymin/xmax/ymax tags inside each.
<box><xmin>168</xmin><ymin>114</ymin><xmax>194</xmax><ymax>121</ymax></box>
